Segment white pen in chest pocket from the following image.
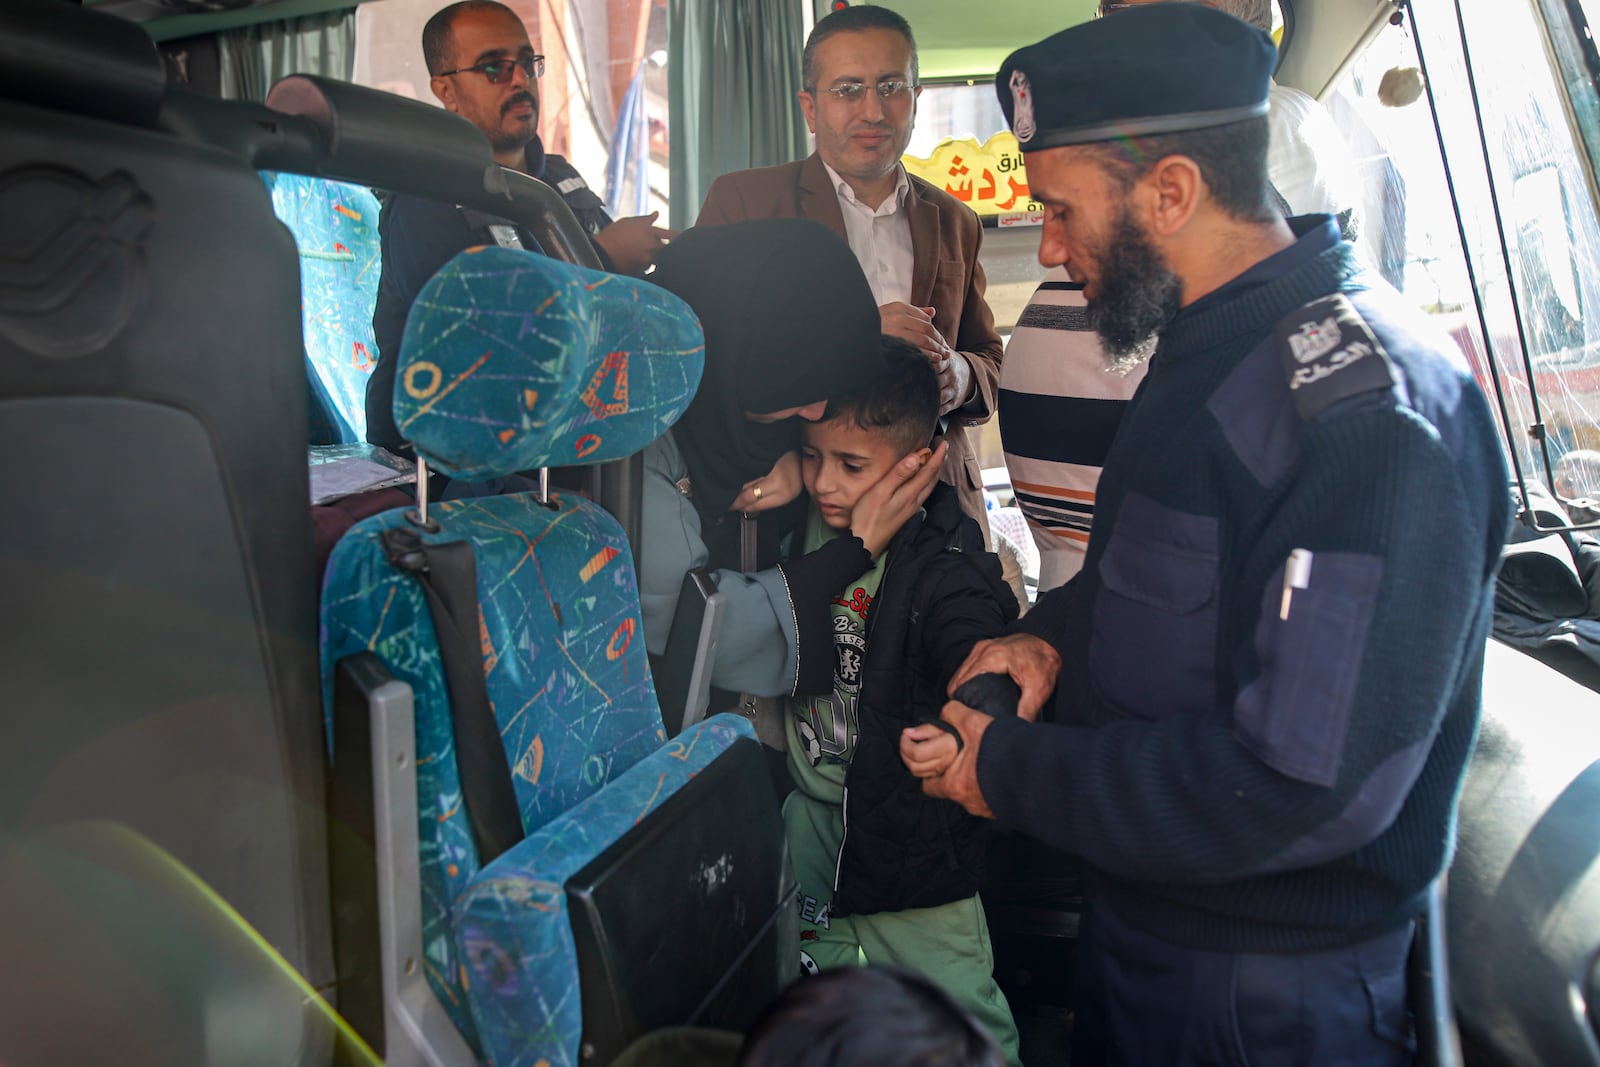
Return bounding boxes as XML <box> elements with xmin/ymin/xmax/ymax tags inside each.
<box><xmin>1279</xmin><ymin>548</ymin><xmax>1314</xmax><ymax>621</ymax></box>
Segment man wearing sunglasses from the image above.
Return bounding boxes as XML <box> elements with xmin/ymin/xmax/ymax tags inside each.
<box><xmin>367</xmin><ymin>0</ymin><xmax>674</xmax><ymax>452</ymax></box>
<box><xmin>696</xmin><ymin>5</ymin><xmax>1004</xmax><ymax>547</ymax></box>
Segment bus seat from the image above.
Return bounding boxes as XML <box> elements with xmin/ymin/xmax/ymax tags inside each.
<box><xmin>321</xmin><ymin>247</ymin><xmax>795</xmax><ymax>1067</ymax></box>
<box><xmin>1450</xmin><ymin>639</ymin><xmax>1600</xmax><ymax>1067</ymax></box>
<box><xmin>0</xmin><ymin>0</ymin><xmax>333</xmax><ymax>1060</ymax></box>
<box><xmin>266</xmin><ymin>172</ymin><xmax>383</xmax><ymax>444</ymax></box>
<box><xmin>0</xmin><ymin>821</ymin><xmax>379</xmax><ymax>1067</ymax></box>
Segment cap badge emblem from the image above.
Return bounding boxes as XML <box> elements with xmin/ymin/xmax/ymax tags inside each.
<box><xmin>1010</xmin><ymin>70</ymin><xmax>1036</xmax><ymax>142</ymax></box>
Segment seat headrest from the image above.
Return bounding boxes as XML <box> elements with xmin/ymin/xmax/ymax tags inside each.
<box><xmin>266</xmin><ymin>76</ymin><xmax>498</xmax><ymax>194</ymax></box>
<box><xmin>0</xmin><ymin>0</ymin><xmax>166</xmax><ymax>129</ymax></box>
<box><xmin>395</xmin><ymin>247</ymin><xmax>704</xmax><ymax>479</ymax></box>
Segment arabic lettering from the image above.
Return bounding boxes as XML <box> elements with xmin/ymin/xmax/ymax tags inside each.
<box><xmin>945</xmin><ymin>154</ymin><xmax>971</xmax><ymax>200</ymax></box>
<box><xmin>1289</xmin><ymin>340</ymin><xmax>1373</xmax><ymax>390</ymax></box>
<box><xmin>946</xmin><ymin>162</ymin><xmax>1028</xmax><ymax>206</ymax></box>
<box><xmin>996</xmin><ymin>175</ymin><xmax>1030</xmax><ymax>210</ymax></box>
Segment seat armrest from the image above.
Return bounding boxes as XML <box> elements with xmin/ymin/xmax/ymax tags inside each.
<box><xmin>452</xmin><ymin>715</ymin><xmax>763</xmax><ymax>1067</ymax></box>
<box><xmin>330</xmin><ymin>652</ymin><xmax>479</xmax><ymax>1067</ymax></box>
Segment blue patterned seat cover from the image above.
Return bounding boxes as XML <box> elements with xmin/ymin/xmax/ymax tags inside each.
<box><xmin>320</xmin><ymin>246</ymin><xmax>737</xmax><ymax>1067</ymax></box>
<box><xmin>393</xmin><ymin>246</ymin><xmax>703</xmax><ymax>478</ymax></box>
<box><xmin>266</xmin><ymin>173</ymin><xmax>381</xmax><ymax>441</ymax></box>
<box><xmin>322</xmin><ymin>494</ymin><xmax>754</xmax><ymax>1064</ymax></box>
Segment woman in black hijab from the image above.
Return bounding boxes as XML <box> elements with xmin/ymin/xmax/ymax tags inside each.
<box><xmin>640</xmin><ymin>219</ymin><xmax>946</xmax><ymax>702</ymax></box>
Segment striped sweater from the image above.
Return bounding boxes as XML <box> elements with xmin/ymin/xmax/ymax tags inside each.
<box><xmin>998</xmin><ymin>270</ymin><xmax>1147</xmax><ymax>591</ymax></box>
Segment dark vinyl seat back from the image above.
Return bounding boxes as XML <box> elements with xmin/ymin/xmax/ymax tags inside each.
<box><xmin>1451</xmin><ymin>640</ymin><xmax>1600</xmax><ymax>1066</ymax></box>
<box><xmin>0</xmin><ymin>0</ymin><xmax>332</xmax><ymax>1058</ymax></box>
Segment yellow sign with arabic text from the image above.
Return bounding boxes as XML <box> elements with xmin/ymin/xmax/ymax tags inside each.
<box><xmin>903</xmin><ymin>131</ymin><xmax>1042</xmax><ymax>227</ymax></box>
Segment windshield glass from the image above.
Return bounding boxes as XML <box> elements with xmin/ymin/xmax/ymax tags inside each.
<box><xmin>1332</xmin><ymin>0</ymin><xmax>1600</xmax><ymax>519</ymax></box>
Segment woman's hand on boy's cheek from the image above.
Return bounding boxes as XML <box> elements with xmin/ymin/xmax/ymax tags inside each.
<box><xmin>913</xmin><ymin>701</ymin><xmax>995</xmax><ymax>819</ymax></box>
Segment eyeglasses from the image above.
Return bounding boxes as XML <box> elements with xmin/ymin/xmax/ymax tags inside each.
<box><xmin>437</xmin><ymin>54</ymin><xmax>545</xmax><ymax>83</ymax></box>
<box><xmin>809</xmin><ymin>79</ymin><xmax>916</xmax><ymax>104</ymax></box>
<box><xmin>1098</xmin><ymin>2</ymin><xmax>1134</xmax><ymax>14</ymax></box>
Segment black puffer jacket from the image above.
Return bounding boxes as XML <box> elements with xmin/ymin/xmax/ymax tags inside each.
<box><xmin>832</xmin><ymin>481</ymin><xmax>1019</xmax><ymax>916</ymax></box>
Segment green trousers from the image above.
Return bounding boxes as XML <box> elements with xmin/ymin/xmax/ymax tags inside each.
<box><xmin>783</xmin><ymin>790</ymin><xmax>1023</xmax><ymax>1066</ymax></box>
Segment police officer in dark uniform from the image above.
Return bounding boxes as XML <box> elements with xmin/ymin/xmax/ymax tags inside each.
<box><xmin>368</xmin><ymin>0</ymin><xmax>675</xmax><ymax>451</ymax></box>
<box><xmin>899</xmin><ymin>6</ymin><xmax>1511</xmax><ymax>1063</ymax></box>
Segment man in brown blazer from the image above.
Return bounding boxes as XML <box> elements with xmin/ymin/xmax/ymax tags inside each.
<box><xmin>696</xmin><ymin>5</ymin><xmax>1003</xmax><ymax>542</ymax></box>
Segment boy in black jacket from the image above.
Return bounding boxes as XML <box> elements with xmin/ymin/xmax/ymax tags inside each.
<box><xmin>783</xmin><ymin>340</ymin><xmax>1021</xmax><ymax>1062</ymax></box>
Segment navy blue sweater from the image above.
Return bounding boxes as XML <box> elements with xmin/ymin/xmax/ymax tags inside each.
<box><xmin>979</xmin><ymin>220</ymin><xmax>1511</xmax><ymax>952</ymax></box>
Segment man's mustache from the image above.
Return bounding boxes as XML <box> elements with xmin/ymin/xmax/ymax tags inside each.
<box><xmin>503</xmin><ymin>92</ymin><xmax>536</xmax><ymax>115</ymax></box>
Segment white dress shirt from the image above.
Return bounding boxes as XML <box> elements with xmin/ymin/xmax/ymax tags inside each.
<box><xmin>822</xmin><ymin>160</ymin><xmax>915</xmax><ymax>307</ymax></box>
<box><xmin>1267</xmin><ymin>82</ymin><xmax>1361</xmax><ymax>220</ymax></box>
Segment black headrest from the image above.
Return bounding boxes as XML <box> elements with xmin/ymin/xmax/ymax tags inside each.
<box><xmin>0</xmin><ymin>0</ymin><xmax>166</xmax><ymax>129</ymax></box>
<box><xmin>266</xmin><ymin>75</ymin><xmax>495</xmax><ymax>190</ymax></box>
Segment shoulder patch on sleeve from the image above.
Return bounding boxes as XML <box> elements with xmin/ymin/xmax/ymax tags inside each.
<box><xmin>1276</xmin><ymin>293</ymin><xmax>1397</xmax><ymax>421</ymax></box>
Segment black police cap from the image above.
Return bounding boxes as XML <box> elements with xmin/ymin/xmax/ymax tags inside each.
<box><xmin>997</xmin><ymin>4</ymin><xmax>1276</xmax><ymax>153</ymax></box>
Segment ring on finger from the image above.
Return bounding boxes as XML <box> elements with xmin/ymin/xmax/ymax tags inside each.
<box><xmin>752</xmin><ymin>484</ymin><xmax>763</xmax><ymax>501</ymax></box>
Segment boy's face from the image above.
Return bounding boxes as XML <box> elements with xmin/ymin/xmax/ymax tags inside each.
<box><xmin>801</xmin><ymin>418</ymin><xmax>923</xmax><ymax>530</ymax></box>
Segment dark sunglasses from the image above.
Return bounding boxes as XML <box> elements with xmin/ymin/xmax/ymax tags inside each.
<box><xmin>437</xmin><ymin>54</ymin><xmax>545</xmax><ymax>83</ymax></box>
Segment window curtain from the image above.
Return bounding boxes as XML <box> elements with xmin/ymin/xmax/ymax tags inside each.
<box><xmin>666</xmin><ymin>0</ymin><xmax>808</xmax><ymax>229</ymax></box>
<box><xmin>607</xmin><ymin>63</ymin><xmax>653</xmax><ymax>219</ymax></box>
<box><xmin>218</xmin><ymin>9</ymin><xmax>358</xmax><ymax>102</ymax></box>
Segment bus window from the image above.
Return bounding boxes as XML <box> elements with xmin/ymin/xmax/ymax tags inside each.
<box><xmin>899</xmin><ymin>79</ymin><xmax>1049</xmax><ymax>340</ymax></box>
<box><xmin>904</xmin><ymin>81</ymin><xmax>1008</xmax><ymax>160</ymax></box>
<box><xmin>352</xmin><ymin>0</ymin><xmax>671</xmax><ymax>223</ymax></box>
<box><xmin>1332</xmin><ymin>0</ymin><xmax>1600</xmax><ymax>515</ymax></box>
<box><xmin>895</xmin><ymin>76</ymin><xmax>1055</xmax><ymax>473</ymax></box>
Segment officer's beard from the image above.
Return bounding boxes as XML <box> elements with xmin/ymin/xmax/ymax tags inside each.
<box><xmin>1086</xmin><ymin>205</ymin><xmax>1182</xmax><ymax>374</ymax></box>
